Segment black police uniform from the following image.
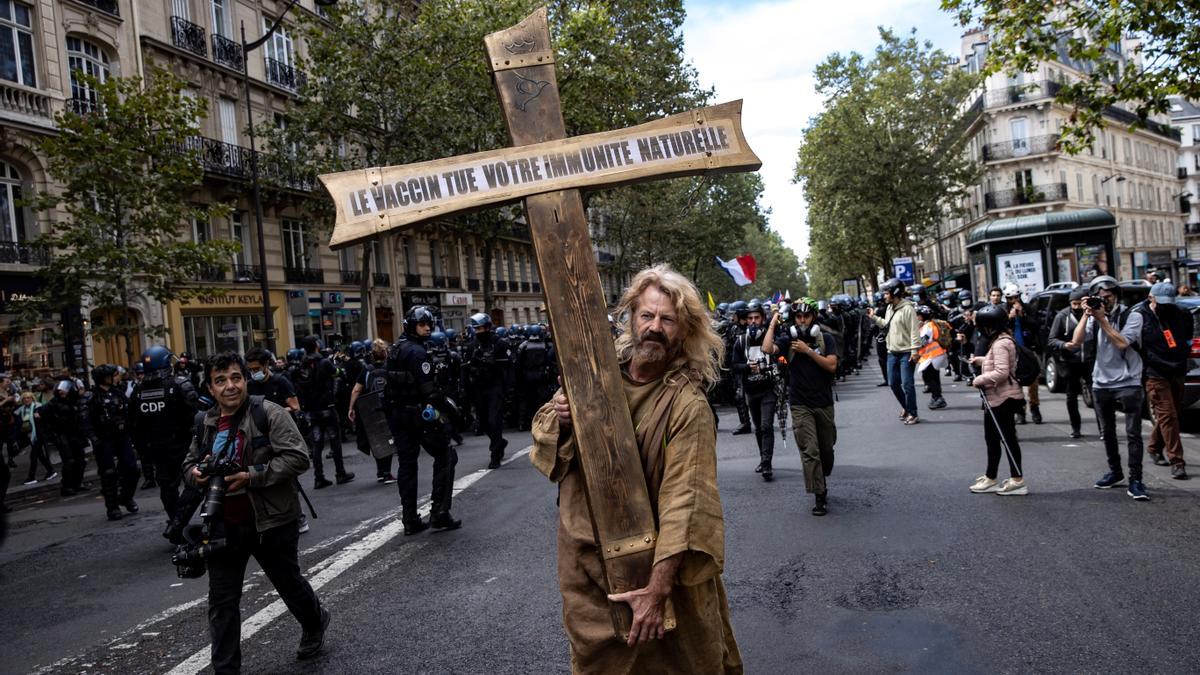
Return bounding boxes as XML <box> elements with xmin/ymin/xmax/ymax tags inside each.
<box><xmin>514</xmin><ymin>336</ymin><xmax>554</xmax><ymax>431</ymax></box>
<box><xmin>293</xmin><ymin>352</ymin><xmax>352</xmax><ymax>486</ymax></box>
<box><xmin>464</xmin><ymin>333</ymin><xmax>511</xmax><ymax>465</ymax></box>
<box><xmin>340</xmin><ymin>355</ymin><xmax>371</xmax><ymax>456</ymax></box>
<box><xmin>731</xmin><ymin>325</ymin><xmax>779</xmax><ymax>475</ymax></box>
<box><xmin>382</xmin><ymin>336</ymin><xmax>458</xmax><ymax>531</ymax></box>
<box><xmin>87</xmin><ymin>384</ymin><xmax>140</xmax><ymax>518</ymax></box>
<box><xmin>428</xmin><ymin>343</ymin><xmax>468</xmax><ymax>444</ymax></box>
<box><xmin>42</xmin><ymin>390</ymin><xmax>91</xmax><ymax>496</ymax></box>
<box><xmin>129</xmin><ymin>371</ymin><xmax>201</xmax><ymax>536</ymax></box>
<box><xmin>724</xmin><ymin>321</ymin><xmax>753</xmax><ymax>432</ymax></box>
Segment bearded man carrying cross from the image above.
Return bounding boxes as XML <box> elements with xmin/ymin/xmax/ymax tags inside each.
<box><xmin>531</xmin><ymin>265</ymin><xmax>743</xmax><ymax>674</ymax></box>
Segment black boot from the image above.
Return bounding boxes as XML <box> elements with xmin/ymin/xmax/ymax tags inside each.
<box><xmin>430</xmin><ymin>511</ymin><xmax>463</xmax><ymax>531</ymax></box>
<box><xmin>731</xmin><ymin>424</ymin><xmax>752</xmax><ymax>435</ymax></box>
<box><xmin>403</xmin><ymin>516</ymin><xmax>429</xmax><ymax>536</ymax></box>
<box><xmin>1030</xmin><ymin>404</ymin><xmax>1043</xmax><ymax>425</ymax></box>
<box><xmin>811</xmin><ymin>493</ymin><xmax>828</xmax><ymax>516</ymax></box>
<box><xmin>761</xmin><ymin>461</ymin><xmax>773</xmax><ymax>482</ymax></box>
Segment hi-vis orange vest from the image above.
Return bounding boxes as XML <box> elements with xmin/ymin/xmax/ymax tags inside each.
<box><xmin>919</xmin><ymin>321</ymin><xmax>947</xmax><ymax>362</ymax></box>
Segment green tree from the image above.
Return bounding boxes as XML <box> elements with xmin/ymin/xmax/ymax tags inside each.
<box><xmin>25</xmin><ymin>72</ymin><xmax>237</xmax><ymax>367</ymax></box>
<box><xmin>942</xmin><ymin>0</ymin><xmax>1199</xmax><ymax>151</ymax></box>
<box><xmin>795</xmin><ymin>29</ymin><xmax>980</xmax><ymax>297</ymax></box>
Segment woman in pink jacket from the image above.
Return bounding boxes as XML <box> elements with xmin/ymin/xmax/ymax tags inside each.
<box><xmin>968</xmin><ymin>304</ymin><xmax>1027</xmax><ymax>495</ymax></box>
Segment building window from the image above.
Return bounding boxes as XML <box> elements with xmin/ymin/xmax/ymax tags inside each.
<box><xmin>191</xmin><ymin>215</ymin><xmax>211</xmax><ymax>244</ymax></box>
<box><xmin>464</xmin><ymin>244</ymin><xmax>475</xmax><ymax>279</ymax></box>
<box><xmin>184</xmin><ymin>313</ymin><xmax>263</xmax><ymax>358</ymax></box>
<box><xmin>218</xmin><ymin>97</ymin><xmax>238</xmax><ymax>146</ymax></box>
<box><xmin>67</xmin><ymin>36</ymin><xmax>109</xmax><ymax>112</ymax></box>
<box><xmin>230</xmin><ymin>212</ymin><xmax>249</xmax><ymax>267</ymax></box>
<box><xmin>506</xmin><ymin>250</ymin><xmax>516</xmax><ymax>283</ymax></box>
<box><xmin>0</xmin><ymin>161</ymin><xmax>27</xmax><ymax>242</ymax></box>
<box><xmin>430</xmin><ymin>240</ymin><xmax>442</xmax><ymax>277</ymax></box>
<box><xmin>0</xmin><ymin>0</ymin><xmax>34</xmax><ymax>87</ymax></box>
<box><xmin>282</xmin><ymin>219</ymin><xmax>309</xmax><ymax>269</ymax></box>
<box><xmin>210</xmin><ymin>0</ymin><xmax>231</xmax><ymax>38</ymax></box>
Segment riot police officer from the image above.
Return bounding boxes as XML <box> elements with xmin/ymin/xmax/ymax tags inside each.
<box><xmin>87</xmin><ymin>365</ymin><xmax>140</xmax><ymax>520</ymax></box>
<box><xmin>293</xmin><ymin>335</ymin><xmax>355</xmax><ymax>490</ymax></box>
<box><xmin>731</xmin><ymin>301</ymin><xmax>779</xmax><ymax>480</ymax></box>
<box><xmin>129</xmin><ymin>346</ymin><xmax>201</xmax><ymax>540</ymax></box>
<box><xmin>42</xmin><ymin>379</ymin><xmax>90</xmax><ymax>497</ymax></box>
<box><xmin>428</xmin><ymin>331</ymin><xmax>468</xmax><ymax>445</ymax></box>
<box><xmin>514</xmin><ymin>324</ymin><xmax>555</xmax><ymax>432</ymax></box>
<box><xmin>464</xmin><ymin>313</ymin><xmax>511</xmax><ymax>468</ymax></box>
<box><xmin>725</xmin><ymin>300</ymin><xmax>753</xmax><ymax>434</ymax></box>
<box><xmin>383</xmin><ymin>306</ymin><xmax>461</xmax><ymax>534</ymax></box>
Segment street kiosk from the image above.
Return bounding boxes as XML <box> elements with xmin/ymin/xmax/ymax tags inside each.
<box><xmin>966</xmin><ymin>208</ymin><xmax>1117</xmax><ymax>301</ymax></box>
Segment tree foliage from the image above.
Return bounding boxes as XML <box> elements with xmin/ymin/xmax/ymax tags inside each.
<box><xmin>942</xmin><ymin>0</ymin><xmax>1200</xmax><ymax>151</ymax></box>
<box><xmin>25</xmin><ymin>72</ymin><xmax>236</xmax><ymax>366</ymax></box>
<box><xmin>794</xmin><ymin>29</ymin><xmax>980</xmax><ymax>298</ymax></box>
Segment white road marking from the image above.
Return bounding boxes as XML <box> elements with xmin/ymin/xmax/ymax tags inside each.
<box><xmin>170</xmin><ymin>583</ymin><xmax>183</xmax><ymax>587</ymax></box>
<box><xmin>165</xmin><ymin>447</ymin><xmax>532</xmax><ymax>675</ymax></box>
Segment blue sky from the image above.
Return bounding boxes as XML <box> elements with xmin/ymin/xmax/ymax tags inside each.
<box><xmin>682</xmin><ymin>0</ymin><xmax>965</xmax><ymax>260</ymax></box>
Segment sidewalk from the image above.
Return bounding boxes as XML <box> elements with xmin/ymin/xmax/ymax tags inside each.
<box><xmin>3</xmin><ymin>446</ymin><xmax>102</xmax><ymax>508</ymax></box>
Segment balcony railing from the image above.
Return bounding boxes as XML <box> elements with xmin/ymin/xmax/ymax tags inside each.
<box><xmin>67</xmin><ymin>95</ymin><xmax>100</xmax><ymax>116</ymax></box>
<box><xmin>171</xmin><ymin>135</ymin><xmax>314</xmax><ymax>192</ymax></box>
<box><xmin>212</xmin><ymin>33</ymin><xmax>245</xmax><ymax>71</ymax></box>
<box><xmin>231</xmin><ymin>264</ymin><xmax>261</xmax><ymax>283</ymax></box>
<box><xmin>467</xmin><ymin>278</ymin><xmax>480</xmax><ymax>291</ymax></box>
<box><xmin>1181</xmin><ymin>167</ymin><xmax>1190</xmax><ymax>180</ymax></box>
<box><xmin>404</xmin><ymin>273</ymin><xmax>422</xmax><ymax>287</ymax></box>
<box><xmin>284</xmin><ymin>266</ymin><xmax>323</xmax><ymax>284</ymax></box>
<box><xmin>196</xmin><ymin>264</ymin><xmax>226</xmax><ymax>282</ymax></box>
<box><xmin>984</xmin><ymin>182</ymin><xmax>1069</xmax><ymax>210</ymax></box>
<box><xmin>341</xmin><ymin>269</ymin><xmax>363</xmax><ymax>285</ymax></box>
<box><xmin>265</xmin><ymin>57</ymin><xmax>306</xmax><ymax>91</ymax></box>
<box><xmin>170</xmin><ymin>16</ymin><xmax>207</xmax><ymax>58</ymax></box>
<box><xmin>373</xmin><ymin>272</ymin><xmax>390</xmax><ymax>287</ymax></box>
<box><xmin>985</xmin><ymin>80</ymin><xmax>1060</xmax><ymax>108</ymax></box>
<box><xmin>0</xmin><ymin>241</ymin><xmax>48</xmax><ymax>265</ymax></box>
<box><xmin>983</xmin><ymin>134</ymin><xmax>1060</xmax><ymax>162</ymax></box>
<box><xmin>78</xmin><ymin>0</ymin><xmax>119</xmax><ymax>15</ymax></box>
<box><xmin>1</xmin><ymin>82</ymin><xmax>53</xmax><ymax>122</ymax></box>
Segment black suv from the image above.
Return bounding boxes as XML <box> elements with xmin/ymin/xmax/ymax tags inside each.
<box><xmin>1028</xmin><ymin>287</ymin><xmax>1074</xmax><ymax>392</ymax></box>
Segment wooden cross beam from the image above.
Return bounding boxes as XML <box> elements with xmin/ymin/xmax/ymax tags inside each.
<box><xmin>320</xmin><ymin>7</ymin><xmax>759</xmax><ymax>639</ymax></box>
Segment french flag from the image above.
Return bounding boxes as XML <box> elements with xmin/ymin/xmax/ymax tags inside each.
<box><xmin>716</xmin><ymin>254</ymin><xmax>756</xmax><ymax>287</ymax></box>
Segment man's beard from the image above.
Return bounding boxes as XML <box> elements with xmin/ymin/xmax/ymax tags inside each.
<box><xmin>633</xmin><ymin>328</ymin><xmax>675</xmax><ymax>364</ymax></box>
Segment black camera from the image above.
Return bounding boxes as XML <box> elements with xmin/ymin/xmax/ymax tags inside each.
<box><xmin>172</xmin><ymin>524</ymin><xmax>228</xmax><ymax>578</ymax></box>
<box><xmin>196</xmin><ymin>456</ymin><xmax>244</xmax><ymax>522</ymax></box>
<box><xmin>1085</xmin><ymin>296</ymin><xmax>1104</xmax><ymax>310</ymax></box>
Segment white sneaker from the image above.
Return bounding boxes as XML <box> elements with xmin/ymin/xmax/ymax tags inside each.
<box><xmin>22</xmin><ymin>478</ymin><xmax>37</xmax><ymax>486</ymax></box>
<box><xmin>298</xmin><ymin>514</ymin><xmax>310</xmax><ymax>534</ymax></box>
<box><xmin>996</xmin><ymin>478</ymin><xmax>1028</xmax><ymax>496</ymax></box>
<box><xmin>969</xmin><ymin>476</ymin><xmax>1000</xmax><ymax>493</ymax></box>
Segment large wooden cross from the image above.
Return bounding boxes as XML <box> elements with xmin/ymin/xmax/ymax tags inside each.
<box><xmin>321</xmin><ymin>7</ymin><xmax>759</xmax><ymax>638</ymax></box>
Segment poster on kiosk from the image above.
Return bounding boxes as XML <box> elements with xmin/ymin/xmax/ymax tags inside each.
<box><xmin>995</xmin><ymin>251</ymin><xmax>1044</xmax><ymax>302</ymax></box>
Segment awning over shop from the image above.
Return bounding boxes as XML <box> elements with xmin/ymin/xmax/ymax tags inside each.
<box><xmin>967</xmin><ymin>208</ymin><xmax>1116</xmax><ymax>248</ymax></box>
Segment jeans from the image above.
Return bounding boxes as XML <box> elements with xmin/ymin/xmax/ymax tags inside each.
<box><xmin>983</xmin><ymin>397</ymin><xmax>1023</xmax><ymax>479</ymax></box>
<box><xmin>887</xmin><ymin>351</ymin><xmax>918</xmax><ymax>417</ymax></box>
<box><xmin>745</xmin><ymin>386</ymin><xmax>777</xmax><ymax>461</ymax></box>
<box><xmin>207</xmin><ymin>519</ymin><xmax>323</xmax><ymax>675</ymax></box>
<box><xmin>1092</xmin><ymin>386</ymin><xmax>1144</xmax><ymax>482</ymax></box>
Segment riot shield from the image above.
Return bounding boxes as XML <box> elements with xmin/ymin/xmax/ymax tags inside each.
<box><xmin>353</xmin><ymin>390</ymin><xmax>394</xmax><ymax>459</ymax></box>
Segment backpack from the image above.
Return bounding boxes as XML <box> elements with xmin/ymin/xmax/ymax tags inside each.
<box><xmin>363</xmin><ymin>364</ymin><xmax>389</xmax><ymax>396</ymax></box>
<box><xmin>520</xmin><ymin>341</ymin><xmax>548</xmax><ymax>370</ymax></box>
<box><xmin>1013</xmin><ymin>342</ymin><xmax>1041</xmax><ymax>387</ymax></box>
<box><xmin>932</xmin><ymin>319</ymin><xmax>954</xmax><ymax>350</ymax></box>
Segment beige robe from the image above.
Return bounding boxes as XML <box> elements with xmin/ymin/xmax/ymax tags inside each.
<box><xmin>531</xmin><ymin>367</ymin><xmax>743</xmax><ymax>674</ymax></box>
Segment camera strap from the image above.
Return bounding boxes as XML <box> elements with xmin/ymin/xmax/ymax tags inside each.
<box><xmin>211</xmin><ymin>404</ymin><xmax>249</xmax><ymax>462</ymax></box>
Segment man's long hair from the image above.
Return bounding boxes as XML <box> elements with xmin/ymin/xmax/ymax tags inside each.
<box><xmin>614</xmin><ymin>264</ymin><xmax>724</xmax><ymax>388</ymax></box>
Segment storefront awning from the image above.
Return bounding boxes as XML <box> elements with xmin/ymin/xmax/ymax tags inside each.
<box><xmin>967</xmin><ymin>208</ymin><xmax>1116</xmax><ymax>248</ymax></box>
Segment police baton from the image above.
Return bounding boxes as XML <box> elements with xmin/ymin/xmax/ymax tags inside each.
<box><xmin>296</xmin><ymin>480</ymin><xmax>318</xmax><ymax>519</ymax></box>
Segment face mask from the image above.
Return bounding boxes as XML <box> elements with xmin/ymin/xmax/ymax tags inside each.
<box><xmin>251</xmin><ymin>371</ymin><xmax>267</xmax><ymax>382</ymax></box>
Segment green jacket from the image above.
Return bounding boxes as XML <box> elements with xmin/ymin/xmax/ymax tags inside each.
<box><xmin>873</xmin><ymin>299</ymin><xmax>921</xmax><ymax>354</ymax></box>
<box><xmin>182</xmin><ymin>397</ymin><xmax>309</xmax><ymax>532</ymax></box>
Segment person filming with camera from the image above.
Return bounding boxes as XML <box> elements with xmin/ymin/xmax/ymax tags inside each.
<box><xmin>182</xmin><ymin>352</ymin><xmax>330</xmax><ymax>673</ymax></box>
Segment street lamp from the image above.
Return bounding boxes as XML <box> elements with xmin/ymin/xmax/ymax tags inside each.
<box><xmin>240</xmin><ymin>0</ymin><xmax>338</xmax><ymax>355</ymax></box>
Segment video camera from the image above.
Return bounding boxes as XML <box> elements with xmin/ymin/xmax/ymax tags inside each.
<box><xmin>171</xmin><ymin>456</ymin><xmax>243</xmax><ymax>579</ymax></box>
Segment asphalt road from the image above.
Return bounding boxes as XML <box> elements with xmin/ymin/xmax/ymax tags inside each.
<box><xmin>3</xmin><ymin>370</ymin><xmax>1200</xmax><ymax>674</ymax></box>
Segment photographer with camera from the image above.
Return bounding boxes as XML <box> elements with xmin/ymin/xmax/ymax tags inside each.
<box><xmin>763</xmin><ymin>298</ymin><xmax>838</xmax><ymax>516</ymax></box>
<box><xmin>1066</xmin><ymin>275</ymin><xmax>1150</xmax><ymax>500</ymax></box>
<box><xmin>181</xmin><ymin>352</ymin><xmax>329</xmax><ymax>672</ymax></box>
<box><xmin>731</xmin><ymin>300</ymin><xmax>780</xmax><ymax>480</ymax></box>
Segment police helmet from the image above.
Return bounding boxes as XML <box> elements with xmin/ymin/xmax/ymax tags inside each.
<box><xmin>746</xmin><ymin>299</ymin><xmax>763</xmax><ymax>316</ymax></box>
<box><xmin>404</xmin><ymin>305</ymin><xmax>437</xmax><ymax>336</ymax></box>
<box><xmin>716</xmin><ymin>302</ymin><xmax>729</xmax><ymax>315</ymax></box>
<box><xmin>527</xmin><ymin>324</ymin><xmax>544</xmax><ymax>339</ymax></box>
<box><xmin>348</xmin><ymin>340</ymin><xmax>366</xmax><ymax>358</ymax></box>
<box><xmin>729</xmin><ymin>300</ymin><xmax>749</xmax><ymax>319</ymax></box>
<box><xmin>495</xmin><ymin>326</ymin><xmax>508</xmax><ymax>338</ymax></box>
<box><xmin>179</xmin><ymin>351</ymin><xmax>193</xmax><ymax>361</ymax></box>
<box><xmin>1088</xmin><ymin>275</ymin><xmax>1119</xmax><ymax>295</ymax></box>
<box><xmin>55</xmin><ymin>379</ymin><xmax>78</xmax><ymax>396</ymax></box>
<box><xmin>141</xmin><ymin>345</ymin><xmax>174</xmax><ymax>374</ymax></box>
<box><xmin>444</xmin><ymin>328</ymin><xmax>458</xmax><ymax>342</ymax></box>
<box><xmin>286</xmin><ymin>348</ymin><xmax>304</xmax><ymax>364</ymax></box>
<box><xmin>915</xmin><ymin>304</ymin><xmax>933</xmax><ymax>320</ymax></box>
<box><xmin>910</xmin><ymin>284</ymin><xmax>929</xmax><ymax>299</ymax></box>
<box><xmin>880</xmin><ymin>278</ymin><xmax>903</xmax><ymax>297</ymax></box>
<box><xmin>509</xmin><ymin>323</ymin><xmax>521</xmax><ymax>336</ymax></box>
<box><xmin>957</xmin><ymin>289</ymin><xmax>972</xmax><ymax>302</ymax></box>
<box><xmin>872</xmin><ymin>291</ymin><xmax>884</xmax><ymax>304</ymax></box>
<box><xmin>91</xmin><ymin>364</ymin><xmax>118</xmax><ymax>386</ymax></box>
<box><xmin>133</xmin><ymin>362</ymin><xmax>144</xmax><ymax>375</ymax></box>
<box><xmin>975</xmin><ymin>304</ymin><xmax>1008</xmax><ymax>336</ymax></box>
<box><xmin>469</xmin><ymin>313</ymin><xmax>493</xmax><ymax>330</ymax></box>
<box><xmin>429</xmin><ymin>331</ymin><xmax>447</xmax><ymax>347</ymax></box>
